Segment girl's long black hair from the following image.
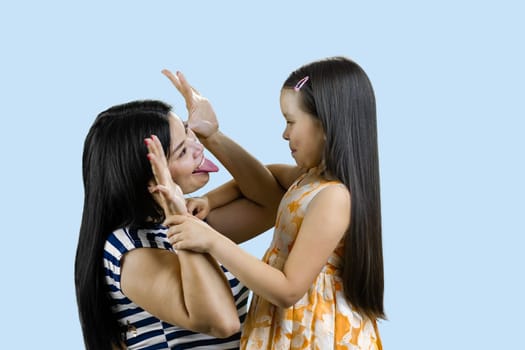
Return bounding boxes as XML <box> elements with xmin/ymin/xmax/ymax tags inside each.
<box><xmin>283</xmin><ymin>57</ymin><xmax>385</xmax><ymax>320</ymax></box>
<box><xmin>75</xmin><ymin>100</ymin><xmax>172</xmax><ymax>349</ymax></box>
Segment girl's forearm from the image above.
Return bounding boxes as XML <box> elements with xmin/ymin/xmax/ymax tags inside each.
<box><xmin>208</xmin><ymin>233</ymin><xmax>298</xmax><ymax>308</ymax></box>
<box><xmin>200</xmin><ymin>131</ymin><xmax>284</xmax><ymax>211</ymax></box>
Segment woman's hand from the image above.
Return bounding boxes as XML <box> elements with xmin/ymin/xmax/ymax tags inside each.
<box><xmin>165</xmin><ymin>214</ymin><xmax>219</xmax><ymax>253</ymax></box>
<box><xmin>145</xmin><ymin>135</ymin><xmax>187</xmax><ymax>215</ymax></box>
<box><xmin>162</xmin><ymin>69</ymin><xmax>219</xmax><ymax>139</ymax></box>
<box><xmin>186</xmin><ymin>196</ymin><xmax>211</xmax><ymax>219</ymax></box>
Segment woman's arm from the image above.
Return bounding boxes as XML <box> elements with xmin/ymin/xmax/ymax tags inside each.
<box><xmin>141</xmin><ymin>135</ymin><xmax>239</xmax><ymax>336</ymax></box>
<box><xmin>120</xmin><ymin>248</ymin><xmax>239</xmax><ymax>337</ymax></box>
<box><xmin>167</xmin><ymin>184</ymin><xmax>350</xmax><ymax>307</ymax></box>
<box><xmin>190</xmin><ymin>164</ymin><xmax>306</xmax><ymax>243</ymax></box>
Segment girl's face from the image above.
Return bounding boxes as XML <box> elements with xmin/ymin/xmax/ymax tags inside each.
<box><xmin>167</xmin><ymin>112</ymin><xmax>210</xmax><ymax>194</ymax></box>
<box><xmin>280</xmin><ymin>89</ymin><xmax>325</xmax><ymax>169</ymax></box>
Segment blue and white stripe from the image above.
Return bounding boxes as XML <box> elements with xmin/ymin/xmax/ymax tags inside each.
<box><xmin>104</xmin><ymin>225</ymin><xmax>249</xmax><ymax>350</ymax></box>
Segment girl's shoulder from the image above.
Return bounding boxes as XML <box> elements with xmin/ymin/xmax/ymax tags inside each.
<box><xmin>315</xmin><ymin>182</ymin><xmax>350</xmax><ymax>202</ymax></box>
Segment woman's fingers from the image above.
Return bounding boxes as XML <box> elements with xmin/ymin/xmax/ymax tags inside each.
<box><xmin>146</xmin><ymin>135</ymin><xmax>170</xmax><ymax>184</ymax></box>
<box><xmin>145</xmin><ymin>136</ymin><xmax>187</xmax><ymax>215</ymax></box>
<box><xmin>186</xmin><ymin>197</ymin><xmax>209</xmax><ymax>219</ymax></box>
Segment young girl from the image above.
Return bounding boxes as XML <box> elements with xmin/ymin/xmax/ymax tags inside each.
<box><xmin>160</xmin><ymin>57</ymin><xmax>384</xmax><ymax>349</ymax></box>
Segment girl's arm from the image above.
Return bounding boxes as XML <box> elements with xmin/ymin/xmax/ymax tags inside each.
<box><xmin>120</xmin><ymin>248</ymin><xmax>240</xmax><ymax>337</ymax></box>
<box><xmin>162</xmin><ymin>70</ymin><xmax>286</xmax><ymax>239</ymax></box>
<box><xmin>167</xmin><ymin>184</ymin><xmax>350</xmax><ymax>308</ymax></box>
<box><xmin>203</xmin><ymin>164</ymin><xmax>304</xmax><ymax>211</ymax></box>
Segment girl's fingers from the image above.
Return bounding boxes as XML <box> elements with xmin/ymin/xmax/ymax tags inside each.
<box><xmin>164</xmin><ymin>214</ymin><xmax>188</xmax><ymax>227</ymax></box>
<box><xmin>161</xmin><ymin>69</ymin><xmax>183</xmax><ymax>93</ymax></box>
<box><xmin>162</xmin><ymin>69</ymin><xmax>194</xmax><ymax>108</ymax></box>
<box><xmin>176</xmin><ymin>71</ymin><xmax>201</xmax><ymax>96</ymax></box>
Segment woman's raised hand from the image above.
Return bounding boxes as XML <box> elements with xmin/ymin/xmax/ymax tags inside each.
<box><xmin>145</xmin><ymin>135</ymin><xmax>187</xmax><ymax>216</ymax></box>
<box><xmin>162</xmin><ymin>69</ymin><xmax>219</xmax><ymax>139</ymax></box>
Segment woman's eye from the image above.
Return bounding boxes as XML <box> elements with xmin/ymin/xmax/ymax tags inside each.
<box><xmin>178</xmin><ymin>148</ymin><xmax>187</xmax><ymax>158</ymax></box>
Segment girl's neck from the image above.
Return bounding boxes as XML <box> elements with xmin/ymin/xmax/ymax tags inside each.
<box><xmin>297</xmin><ymin>166</ymin><xmax>330</xmax><ymax>186</ymax></box>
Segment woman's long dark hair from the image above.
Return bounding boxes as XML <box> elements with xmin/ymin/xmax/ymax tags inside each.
<box><xmin>75</xmin><ymin>100</ymin><xmax>172</xmax><ymax>349</ymax></box>
<box><xmin>283</xmin><ymin>57</ymin><xmax>385</xmax><ymax>320</ymax></box>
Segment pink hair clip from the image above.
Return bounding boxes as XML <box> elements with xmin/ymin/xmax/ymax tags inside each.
<box><xmin>294</xmin><ymin>76</ymin><xmax>309</xmax><ymax>91</ymax></box>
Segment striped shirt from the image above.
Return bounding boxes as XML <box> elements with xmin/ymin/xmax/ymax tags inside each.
<box><xmin>104</xmin><ymin>225</ymin><xmax>249</xmax><ymax>349</ymax></box>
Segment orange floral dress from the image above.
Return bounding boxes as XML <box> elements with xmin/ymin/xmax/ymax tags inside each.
<box><xmin>240</xmin><ymin>173</ymin><xmax>382</xmax><ymax>350</ymax></box>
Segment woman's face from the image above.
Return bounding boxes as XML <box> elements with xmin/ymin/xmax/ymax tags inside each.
<box><xmin>167</xmin><ymin>112</ymin><xmax>210</xmax><ymax>194</ymax></box>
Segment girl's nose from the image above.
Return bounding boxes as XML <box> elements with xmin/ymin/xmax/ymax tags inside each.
<box><xmin>282</xmin><ymin>129</ymin><xmax>289</xmax><ymax>141</ymax></box>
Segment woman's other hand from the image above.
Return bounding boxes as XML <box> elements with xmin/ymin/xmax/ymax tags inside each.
<box><xmin>146</xmin><ymin>135</ymin><xmax>187</xmax><ymax>215</ymax></box>
<box><xmin>186</xmin><ymin>196</ymin><xmax>210</xmax><ymax>219</ymax></box>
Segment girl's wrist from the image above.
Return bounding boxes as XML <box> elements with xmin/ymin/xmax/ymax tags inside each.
<box><xmin>199</xmin><ymin>130</ymin><xmax>222</xmax><ymax>148</ymax></box>
<box><xmin>208</xmin><ymin>228</ymin><xmax>227</xmax><ymax>256</ymax></box>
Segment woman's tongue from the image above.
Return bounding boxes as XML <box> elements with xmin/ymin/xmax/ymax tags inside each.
<box><xmin>193</xmin><ymin>157</ymin><xmax>219</xmax><ymax>174</ymax></box>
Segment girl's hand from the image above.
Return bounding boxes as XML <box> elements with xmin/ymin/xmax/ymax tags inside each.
<box><xmin>146</xmin><ymin>135</ymin><xmax>187</xmax><ymax>215</ymax></box>
<box><xmin>162</xmin><ymin>69</ymin><xmax>219</xmax><ymax>139</ymax></box>
<box><xmin>186</xmin><ymin>196</ymin><xmax>211</xmax><ymax>219</ymax></box>
<box><xmin>165</xmin><ymin>214</ymin><xmax>219</xmax><ymax>253</ymax></box>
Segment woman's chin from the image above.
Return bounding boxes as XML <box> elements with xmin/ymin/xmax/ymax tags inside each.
<box><xmin>182</xmin><ymin>172</ymin><xmax>211</xmax><ymax>194</ymax></box>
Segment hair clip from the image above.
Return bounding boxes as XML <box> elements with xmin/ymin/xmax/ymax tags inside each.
<box><xmin>294</xmin><ymin>76</ymin><xmax>309</xmax><ymax>91</ymax></box>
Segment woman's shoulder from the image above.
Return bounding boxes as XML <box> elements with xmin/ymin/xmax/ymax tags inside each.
<box><xmin>105</xmin><ymin>225</ymin><xmax>173</xmax><ymax>260</ymax></box>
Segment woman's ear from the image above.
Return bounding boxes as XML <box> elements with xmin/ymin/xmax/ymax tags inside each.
<box><xmin>147</xmin><ymin>179</ymin><xmax>157</xmax><ymax>194</ymax></box>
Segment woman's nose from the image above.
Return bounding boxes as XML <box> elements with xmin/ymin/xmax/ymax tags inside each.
<box><xmin>188</xmin><ymin>128</ymin><xmax>198</xmax><ymax>142</ymax></box>
<box><xmin>190</xmin><ymin>139</ymin><xmax>204</xmax><ymax>156</ymax></box>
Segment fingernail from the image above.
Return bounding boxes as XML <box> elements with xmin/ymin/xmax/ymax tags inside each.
<box><xmin>147</xmin><ymin>154</ymin><xmax>152</xmax><ymax>160</ymax></box>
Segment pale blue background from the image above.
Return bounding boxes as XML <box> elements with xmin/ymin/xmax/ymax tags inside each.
<box><xmin>1</xmin><ymin>1</ymin><xmax>523</xmax><ymax>348</ymax></box>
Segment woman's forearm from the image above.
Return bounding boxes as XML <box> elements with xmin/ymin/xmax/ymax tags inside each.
<box><xmin>177</xmin><ymin>250</ymin><xmax>240</xmax><ymax>337</ymax></box>
<box><xmin>204</xmin><ymin>179</ymin><xmax>242</xmax><ymax>210</ymax></box>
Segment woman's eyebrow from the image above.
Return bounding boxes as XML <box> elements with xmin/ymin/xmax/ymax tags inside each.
<box><xmin>171</xmin><ymin>139</ymin><xmax>185</xmax><ymax>156</ymax></box>
<box><xmin>170</xmin><ymin>122</ymin><xmax>189</xmax><ymax>155</ymax></box>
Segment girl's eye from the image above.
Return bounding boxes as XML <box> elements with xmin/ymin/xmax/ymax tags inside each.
<box><xmin>178</xmin><ymin>148</ymin><xmax>187</xmax><ymax>158</ymax></box>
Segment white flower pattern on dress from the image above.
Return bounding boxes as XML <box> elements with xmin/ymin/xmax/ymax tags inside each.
<box><xmin>241</xmin><ymin>173</ymin><xmax>382</xmax><ymax>349</ymax></box>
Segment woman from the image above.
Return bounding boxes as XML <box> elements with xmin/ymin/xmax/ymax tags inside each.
<box><xmin>75</xmin><ymin>71</ymin><xmax>284</xmax><ymax>349</ymax></box>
